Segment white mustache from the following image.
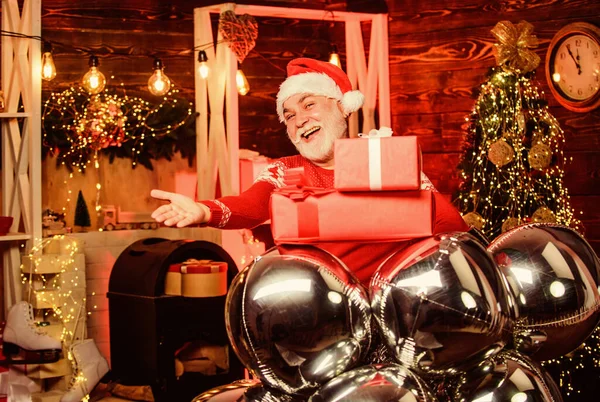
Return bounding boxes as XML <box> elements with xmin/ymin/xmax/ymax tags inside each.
<box><xmin>291</xmin><ymin>127</ymin><xmax>320</xmax><ymax>145</ymax></box>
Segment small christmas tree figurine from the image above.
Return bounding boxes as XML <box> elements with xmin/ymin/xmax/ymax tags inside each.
<box><xmin>454</xmin><ymin>20</ymin><xmax>580</xmax><ymax>240</ymax></box>
<box><xmin>74</xmin><ymin>190</ymin><xmax>91</xmax><ymax>230</ymax></box>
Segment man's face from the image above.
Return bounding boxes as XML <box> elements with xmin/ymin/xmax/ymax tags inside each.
<box><xmin>282</xmin><ymin>93</ymin><xmax>348</xmax><ymax>164</ymax></box>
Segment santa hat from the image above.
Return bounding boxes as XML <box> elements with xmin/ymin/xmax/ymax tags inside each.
<box><xmin>276</xmin><ymin>58</ymin><xmax>364</xmax><ymax>122</ymax></box>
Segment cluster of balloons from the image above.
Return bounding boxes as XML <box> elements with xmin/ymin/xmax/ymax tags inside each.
<box><xmin>194</xmin><ymin>224</ymin><xmax>600</xmax><ymax>402</ymax></box>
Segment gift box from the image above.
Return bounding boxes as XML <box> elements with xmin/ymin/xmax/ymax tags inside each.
<box><xmin>164</xmin><ymin>263</ymin><xmax>182</xmax><ymax>296</ymax></box>
<box><xmin>270</xmin><ymin>186</ymin><xmax>434</xmax><ymax>244</ymax></box>
<box><xmin>181</xmin><ymin>261</ymin><xmax>228</xmax><ymax>298</ymax></box>
<box><xmin>334</xmin><ymin>131</ymin><xmax>421</xmax><ymax>191</ymax></box>
<box><xmin>240</xmin><ymin>154</ymin><xmax>271</xmax><ymax>192</ymax></box>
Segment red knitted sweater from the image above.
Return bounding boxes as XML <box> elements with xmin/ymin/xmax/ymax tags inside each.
<box><xmin>201</xmin><ymin>155</ymin><xmax>469</xmax><ymax>285</ymax></box>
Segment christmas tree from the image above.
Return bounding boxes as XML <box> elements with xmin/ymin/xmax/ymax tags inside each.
<box><xmin>455</xmin><ymin>20</ymin><xmax>595</xmax><ymax>401</ymax></box>
<box><xmin>74</xmin><ymin>190</ymin><xmax>91</xmax><ymax>229</ymax></box>
<box><xmin>454</xmin><ymin>20</ymin><xmax>580</xmax><ymax>240</ymax></box>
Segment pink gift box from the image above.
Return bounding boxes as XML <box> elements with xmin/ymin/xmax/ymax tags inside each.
<box><xmin>239</xmin><ymin>156</ymin><xmax>271</xmax><ymax>192</ymax></box>
<box><xmin>334</xmin><ymin>135</ymin><xmax>421</xmax><ymax>191</ymax></box>
<box><xmin>270</xmin><ymin>186</ymin><xmax>434</xmax><ymax>244</ymax></box>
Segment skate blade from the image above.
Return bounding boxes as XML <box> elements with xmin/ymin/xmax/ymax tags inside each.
<box><xmin>1</xmin><ymin>342</ymin><xmax>61</xmax><ymax>365</ymax></box>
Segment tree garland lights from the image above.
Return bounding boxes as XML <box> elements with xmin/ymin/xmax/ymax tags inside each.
<box><xmin>454</xmin><ymin>69</ymin><xmax>581</xmax><ymax>239</ymax></box>
<box><xmin>42</xmin><ymin>86</ymin><xmax>198</xmax><ymax>171</ymax></box>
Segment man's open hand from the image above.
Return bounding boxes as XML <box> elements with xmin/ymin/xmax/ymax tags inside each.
<box><xmin>150</xmin><ymin>189</ymin><xmax>208</xmax><ymax>228</ymax></box>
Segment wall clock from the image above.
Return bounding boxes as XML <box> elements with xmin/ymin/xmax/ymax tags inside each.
<box><xmin>545</xmin><ymin>22</ymin><xmax>600</xmax><ymax>112</ymax></box>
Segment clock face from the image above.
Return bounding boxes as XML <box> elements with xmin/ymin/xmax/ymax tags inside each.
<box><xmin>551</xmin><ymin>33</ymin><xmax>600</xmax><ymax>101</ymax></box>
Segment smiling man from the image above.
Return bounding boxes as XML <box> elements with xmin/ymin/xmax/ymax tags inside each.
<box><xmin>151</xmin><ymin>58</ymin><xmax>468</xmax><ymax>284</ymax></box>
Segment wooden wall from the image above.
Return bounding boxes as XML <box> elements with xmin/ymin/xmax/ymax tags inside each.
<box><xmin>384</xmin><ymin>0</ymin><xmax>600</xmax><ymax>253</ymax></box>
<box><xmin>27</xmin><ymin>0</ymin><xmax>600</xmax><ymax>254</ymax></box>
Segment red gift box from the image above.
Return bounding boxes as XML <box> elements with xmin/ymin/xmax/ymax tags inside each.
<box><xmin>239</xmin><ymin>156</ymin><xmax>271</xmax><ymax>192</ymax></box>
<box><xmin>334</xmin><ymin>135</ymin><xmax>421</xmax><ymax>191</ymax></box>
<box><xmin>270</xmin><ymin>186</ymin><xmax>434</xmax><ymax>244</ymax></box>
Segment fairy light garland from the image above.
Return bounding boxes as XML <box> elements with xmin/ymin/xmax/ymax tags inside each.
<box><xmin>454</xmin><ymin>68</ymin><xmax>581</xmax><ymax>239</ymax></box>
<box><xmin>42</xmin><ymin>84</ymin><xmax>197</xmax><ymax>171</ymax></box>
<box><xmin>20</xmin><ymin>236</ymin><xmax>97</xmax><ymax>346</ymax></box>
<box><xmin>542</xmin><ymin>327</ymin><xmax>600</xmax><ymax>398</ymax></box>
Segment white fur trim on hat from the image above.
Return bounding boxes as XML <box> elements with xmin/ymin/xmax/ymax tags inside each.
<box><xmin>277</xmin><ymin>72</ymin><xmax>363</xmax><ymax>122</ymax></box>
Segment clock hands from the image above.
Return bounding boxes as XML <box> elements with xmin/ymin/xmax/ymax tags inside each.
<box><xmin>566</xmin><ymin>44</ymin><xmax>582</xmax><ymax>75</ymax></box>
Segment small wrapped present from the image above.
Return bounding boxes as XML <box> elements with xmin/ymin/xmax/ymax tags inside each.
<box><xmin>181</xmin><ymin>261</ymin><xmax>228</xmax><ymax>298</ymax></box>
<box><xmin>270</xmin><ymin>186</ymin><xmax>434</xmax><ymax>244</ymax></box>
<box><xmin>239</xmin><ymin>150</ymin><xmax>271</xmax><ymax>192</ymax></box>
<box><xmin>334</xmin><ymin>128</ymin><xmax>421</xmax><ymax>191</ymax></box>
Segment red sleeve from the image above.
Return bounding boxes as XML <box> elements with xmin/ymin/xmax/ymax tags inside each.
<box><xmin>198</xmin><ymin>159</ymin><xmax>292</xmax><ymax>229</ymax></box>
<box><xmin>200</xmin><ymin>181</ymin><xmax>274</xmax><ymax>229</ymax></box>
<box><xmin>432</xmin><ymin>192</ymin><xmax>469</xmax><ymax>234</ymax></box>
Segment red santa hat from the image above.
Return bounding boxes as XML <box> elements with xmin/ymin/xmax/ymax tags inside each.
<box><xmin>276</xmin><ymin>58</ymin><xmax>364</xmax><ymax>122</ymax></box>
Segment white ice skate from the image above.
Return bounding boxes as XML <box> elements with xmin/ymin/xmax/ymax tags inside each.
<box><xmin>2</xmin><ymin>301</ymin><xmax>62</xmax><ymax>364</ymax></box>
<box><xmin>61</xmin><ymin>339</ymin><xmax>109</xmax><ymax>402</ymax></box>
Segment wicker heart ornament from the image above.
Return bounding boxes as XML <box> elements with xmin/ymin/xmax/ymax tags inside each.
<box><xmin>218</xmin><ymin>11</ymin><xmax>258</xmax><ymax>63</ymax></box>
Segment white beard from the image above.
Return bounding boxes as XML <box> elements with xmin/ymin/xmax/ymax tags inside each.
<box><xmin>293</xmin><ymin>111</ymin><xmax>348</xmax><ymax>163</ymax></box>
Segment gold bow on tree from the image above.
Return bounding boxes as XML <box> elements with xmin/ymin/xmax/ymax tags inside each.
<box><xmin>491</xmin><ymin>20</ymin><xmax>540</xmax><ymax>74</ymax></box>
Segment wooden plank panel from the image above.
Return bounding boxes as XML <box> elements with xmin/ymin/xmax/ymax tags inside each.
<box><xmin>392</xmin><ymin>111</ymin><xmax>467</xmax><ymax>153</ymax></box>
<box><xmin>387</xmin><ymin>0</ymin><xmax>600</xmax><ymax>35</ymax></box>
<box><xmin>389</xmin><ymin>67</ymin><xmax>486</xmax><ymax>114</ymax></box>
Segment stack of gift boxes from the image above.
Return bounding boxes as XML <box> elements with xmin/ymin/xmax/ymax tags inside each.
<box><xmin>270</xmin><ymin>132</ymin><xmax>435</xmax><ymax>245</ymax></box>
<box><xmin>15</xmin><ymin>236</ymin><xmax>86</xmax><ymax>401</ymax></box>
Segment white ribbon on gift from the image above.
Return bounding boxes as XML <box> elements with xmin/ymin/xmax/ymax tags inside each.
<box><xmin>357</xmin><ymin>127</ymin><xmax>393</xmax><ymax>191</ymax></box>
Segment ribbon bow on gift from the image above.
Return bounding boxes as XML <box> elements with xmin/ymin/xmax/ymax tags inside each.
<box><xmin>358</xmin><ymin>126</ymin><xmax>393</xmax><ymax>138</ymax></box>
<box><xmin>277</xmin><ymin>186</ymin><xmax>333</xmax><ymax>201</ymax></box>
<box><xmin>357</xmin><ymin>127</ymin><xmax>393</xmax><ymax>190</ymax></box>
<box><xmin>491</xmin><ymin>20</ymin><xmax>540</xmax><ymax>74</ymax></box>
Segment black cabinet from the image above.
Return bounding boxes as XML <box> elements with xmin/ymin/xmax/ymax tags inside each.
<box><xmin>107</xmin><ymin>238</ymin><xmax>244</xmax><ymax>401</ymax></box>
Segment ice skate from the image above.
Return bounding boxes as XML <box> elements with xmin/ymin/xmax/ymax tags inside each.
<box><xmin>61</xmin><ymin>339</ymin><xmax>109</xmax><ymax>402</ymax></box>
<box><xmin>1</xmin><ymin>301</ymin><xmax>62</xmax><ymax>364</ymax></box>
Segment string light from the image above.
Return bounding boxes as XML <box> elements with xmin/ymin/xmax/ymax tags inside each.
<box><xmin>41</xmin><ymin>41</ymin><xmax>57</xmax><ymax>81</ymax></box>
<box><xmin>455</xmin><ymin>68</ymin><xmax>580</xmax><ymax>239</ymax></box>
<box><xmin>236</xmin><ymin>68</ymin><xmax>250</xmax><ymax>96</ymax></box>
<box><xmin>328</xmin><ymin>44</ymin><xmax>342</xmax><ymax>69</ymax></box>
<box><xmin>81</xmin><ymin>55</ymin><xmax>106</xmax><ymax>95</ymax></box>
<box><xmin>197</xmin><ymin>50</ymin><xmax>209</xmax><ymax>79</ymax></box>
<box><xmin>147</xmin><ymin>58</ymin><xmax>171</xmax><ymax>96</ymax></box>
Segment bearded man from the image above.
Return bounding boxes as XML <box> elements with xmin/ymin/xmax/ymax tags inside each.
<box><xmin>151</xmin><ymin>58</ymin><xmax>468</xmax><ymax>285</ymax></box>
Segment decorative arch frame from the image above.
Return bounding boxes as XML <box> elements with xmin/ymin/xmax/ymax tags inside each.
<box><xmin>194</xmin><ymin>2</ymin><xmax>390</xmax><ymax>199</ymax></box>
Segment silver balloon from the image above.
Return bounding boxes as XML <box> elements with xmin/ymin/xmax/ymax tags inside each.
<box><xmin>226</xmin><ymin>245</ymin><xmax>372</xmax><ymax>396</ymax></box>
<box><xmin>370</xmin><ymin>232</ymin><xmax>514</xmax><ymax>376</ymax></box>
<box><xmin>309</xmin><ymin>364</ymin><xmax>438</xmax><ymax>402</ymax></box>
<box><xmin>488</xmin><ymin>223</ymin><xmax>600</xmax><ymax>361</ymax></box>
<box><xmin>455</xmin><ymin>350</ymin><xmax>563</xmax><ymax>402</ymax></box>
<box><xmin>192</xmin><ymin>380</ymin><xmax>259</xmax><ymax>402</ymax></box>
<box><xmin>243</xmin><ymin>383</ymin><xmax>308</xmax><ymax>401</ymax></box>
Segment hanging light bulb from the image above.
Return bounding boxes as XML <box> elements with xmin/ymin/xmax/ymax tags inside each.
<box><xmin>197</xmin><ymin>50</ymin><xmax>209</xmax><ymax>79</ymax></box>
<box><xmin>82</xmin><ymin>55</ymin><xmax>106</xmax><ymax>95</ymax></box>
<box><xmin>41</xmin><ymin>41</ymin><xmax>57</xmax><ymax>81</ymax></box>
<box><xmin>147</xmin><ymin>58</ymin><xmax>171</xmax><ymax>96</ymax></box>
<box><xmin>236</xmin><ymin>69</ymin><xmax>250</xmax><ymax>96</ymax></box>
<box><xmin>328</xmin><ymin>44</ymin><xmax>342</xmax><ymax>69</ymax></box>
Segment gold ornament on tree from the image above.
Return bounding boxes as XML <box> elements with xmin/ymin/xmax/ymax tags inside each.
<box><xmin>502</xmin><ymin>217</ymin><xmax>522</xmax><ymax>233</ymax></box>
<box><xmin>463</xmin><ymin>212</ymin><xmax>485</xmax><ymax>230</ymax></box>
<box><xmin>532</xmin><ymin>206</ymin><xmax>556</xmax><ymax>223</ymax></box>
<box><xmin>516</xmin><ymin>111</ymin><xmax>526</xmax><ymax>132</ymax></box>
<box><xmin>491</xmin><ymin>20</ymin><xmax>540</xmax><ymax>74</ymax></box>
<box><xmin>488</xmin><ymin>140</ymin><xmax>515</xmax><ymax>167</ymax></box>
<box><xmin>528</xmin><ymin>142</ymin><xmax>552</xmax><ymax>170</ymax></box>
<box><xmin>218</xmin><ymin>10</ymin><xmax>258</xmax><ymax>63</ymax></box>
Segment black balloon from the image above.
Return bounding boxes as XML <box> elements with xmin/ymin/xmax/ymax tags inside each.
<box><xmin>309</xmin><ymin>364</ymin><xmax>438</xmax><ymax>402</ymax></box>
<box><xmin>226</xmin><ymin>246</ymin><xmax>372</xmax><ymax>396</ymax></box>
<box><xmin>370</xmin><ymin>233</ymin><xmax>514</xmax><ymax>376</ymax></box>
<box><xmin>455</xmin><ymin>350</ymin><xmax>563</xmax><ymax>402</ymax></box>
<box><xmin>488</xmin><ymin>223</ymin><xmax>600</xmax><ymax>361</ymax></box>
